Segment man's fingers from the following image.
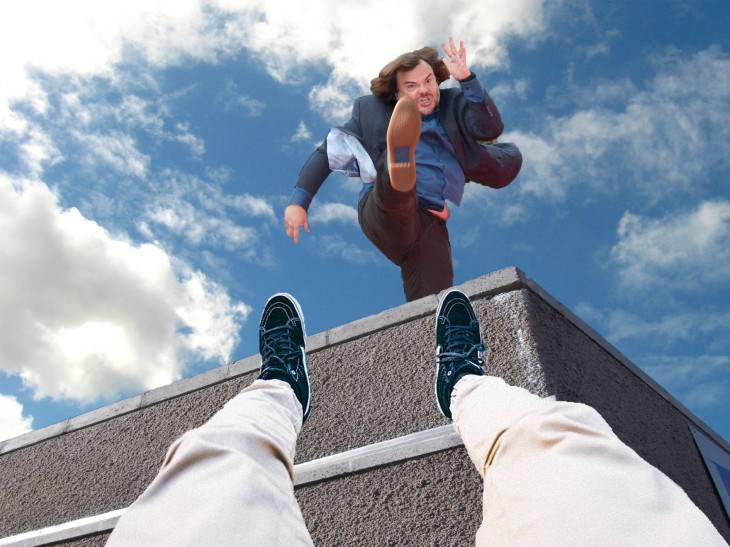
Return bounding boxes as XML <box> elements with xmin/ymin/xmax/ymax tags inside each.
<box><xmin>442</xmin><ymin>37</ymin><xmax>467</xmax><ymax>74</ymax></box>
<box><xmin>286</xmin><ymin>221</ymin><xmax>309</xmax><ymax>244</ymax></box>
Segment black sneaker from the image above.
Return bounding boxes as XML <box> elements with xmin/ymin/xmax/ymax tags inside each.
<box><xmin>435</xmin><ymin>289</ymin><xmax>485</xmax><ymax>419</ymax></box>
<box><xmin>258</xmin><ymin>293</ymin><xmax>311</xmax><ymax>422</ymax></box>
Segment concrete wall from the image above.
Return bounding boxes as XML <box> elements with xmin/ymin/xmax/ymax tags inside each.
<box><xmin>1</xmin><ymin>267</ymin><xmax>728</xmax><ymax>545</ymax></box>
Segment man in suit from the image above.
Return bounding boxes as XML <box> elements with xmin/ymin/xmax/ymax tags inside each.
<box><xmin>285</xmin><ymin>38</ymin><xmax>522</xmax><ymax>301</ymax></box>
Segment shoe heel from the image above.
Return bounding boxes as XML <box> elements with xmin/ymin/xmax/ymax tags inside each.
<box><xmin>387</xmin><ymin>98</ymin><xmax>421</xmax><ymax>192</ymax></box>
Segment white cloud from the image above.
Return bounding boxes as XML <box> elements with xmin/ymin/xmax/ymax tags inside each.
<box><xmin>72</xmin><ymin>129</ymin><xmax>151</xmax><ymax>178</ymax></box>
<box><xmin>148</xmin><ymin>203</ymin><xmax>208</xmax><ymax>244</ymax></box>
<box><xmin>174</xmin><ymin>122</ymin><xmax>206</xmax><ymax>158</ymax></box>
<box><xmin>683</xmin><ymin>380</ymin><xmax>729</xmax><ymax>409</ymax></box>
<box><xmin>291</xmin><ymin>121</ymin><xmax>312</xmax><ymax>143</ymax></box>
<box><xmin>237</xmin><ymin>96</ymin><xmax>265</xmax><ymax>117</ymax></box>
<box><xmin>603</xmin><ymin>308</ymin><xmax>730</xmax><ymax>348</ymax></box>
<box><xmin>577</xmin><ymin>305</ymin><xmax>730</xmax><ymax>412</ymax></box>
<box><xmin>459</xmin><ymin>178</ymin><xmax>527</xmax><ymax>225</ymax></box>
<box><xmin>611</xmin><ymin>200</ymin><xmax>730</xmax><ymax>291</ymax></box>
<box><xmin>1</xmin><ymin>1</ymin><xmax>203</xmax><ymax>130</ymax></box>
<box><xmin>309</xmin><ymin>202</ymin><xmax>358</xmax><ymax>226</ymax></box>
<box><xmin>0</xmin><ymin>394</ymin><xmax>34</xmax><ymax>442</ymax></box>
<box><xmin>147</xmin><ymin>201</ymin><xmax>258</xmax><ymax>251</ymax></box>
<box><xmin>317</xmin><ymin>235</ymin><xmax>378</xmax><ymax>265</ymax></box>
<box><xmin>9</xmin><ymin>76</ymin><xmax>210</xmax><ymax>180</ymax></box>
<box><xmin>0</xmin><ymin>175</ymin><xmax>251</xmax><ymax>404</ymax></box>
<box><xmin>644</xmin><ymin>355</ymin><xmax>730</xmax><ymax>387</ymax></box>
<box><xmin>1</xmin><ymin>0</ymin><xmax>551</xmax><ymax>128</ymax></box>
<box><xmin>219</xmin><ymin>81</ymin><xmax>265</xmax><ymax>116</ymax></box>
<box><xmin>230</xmin><ymin>194</ymin><xmax>276</xmax><ymax>220</ymax></box>
<box><xmin>18</xmin><ymin>126</ymin><xmax>62</xmax><ymax>177</ymax></box>
<box><xmin>296</xmin><ymin>0</ymin><xmax>548</xmax><ymax>120</ymax></box>
<box><xmin>512</xmin><ymin>47</ymin><xmax>730</xmax><ymax>203</ymax></box>
<box><xmin>143</xmin><ymin>171</ymin><xmax>276</xmax><ymax>258</ymax></box>
<box><xmin>490</xmin><ymin>79</ymin><xmax>530</xmax><ymax>104</ymax></box>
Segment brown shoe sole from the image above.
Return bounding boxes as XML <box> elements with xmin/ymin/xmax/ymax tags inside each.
<box><xmin>387</xmin><ymin>98</ymin><xmax>421</xmax><ymax>192</ymax></box>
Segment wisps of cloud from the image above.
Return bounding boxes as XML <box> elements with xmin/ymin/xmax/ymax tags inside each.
<box><xmin>642</xmin><ymin>355</ymin><xmax>730</xmax><ymax>409</ymax></box>
<box><xmin>291</xmin><ymin>121</ymin><xmax>312</xmax><ymax>143</ymax></box>
<box><xmin>219</xmin><ymin>80</ymin><xmax>265</xmax><ymax>117</ymax></box>
<box><xmin>316</xmin><ymin>235</ymin><xmax>378</xmax><ymax>265</ymax></box>
<box><xmin>572</xmin><ymin>303</ymin><xmax>730</xmax><ymax>411</ymax></box>
<box><xmin>611</xmin><ymin>200</ymin><xmax>730</xmax><ymax>291</ymax></box>
<box><xmin>510</xmin><ymin>47</ymin><xmax>730</xmax><ymax>205</ymax></box>
<box><xmin>140</xmin><ymin>170</ymin><xmax>277</xmax><ymax>260</ymax></box>
<box><xmin>602</xmin><ymin>308</ymin><xmax>730</xmax><ymax>350</ymax></box>
<box><xmin>309</xmin><ymin>202</ymin><xmax>358</xmax><ymax>226</ymax></box>
<box><xmin>0</xmin><ymin>175</ymin><xmax>250</xmax><ymax>404</ymax></box>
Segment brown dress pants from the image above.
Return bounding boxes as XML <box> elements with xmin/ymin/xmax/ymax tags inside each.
<box><xmin>358</xmin><ymin>157</ymin><xmax>453</xmax><ymax>302</ymax></box>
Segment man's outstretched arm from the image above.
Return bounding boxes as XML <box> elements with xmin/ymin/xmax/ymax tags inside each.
<box><xmin>284</xmin><ymin>143</ymin><xmax>329</xmax><ymax>244</ymax></box>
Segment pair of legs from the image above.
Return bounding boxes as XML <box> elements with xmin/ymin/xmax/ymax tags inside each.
<box><xmin>108</xmin><ymin>291</ymin><xmax>725</xmax><ymax>546</ymax></box>
<box><xmin>358</xmin><ymin>98</ymin><xmax>453</xmax><ymax>302</ymax></box>
<box><xmin>359</xmin><ymin>188</ymin><xmax>453</xmax><ymax>302</ymax></box>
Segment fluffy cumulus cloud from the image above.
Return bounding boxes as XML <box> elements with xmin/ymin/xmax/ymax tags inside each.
<box><xmin>1</xmin><ymin>0</ymin><xmax>550</xmax><ymax>130</ymax></box>
<box><xmin>1</xmin><ymin>1</ymin><xmax>201</xmax><ymax>130</ymax></box>
<box><xmin>0</xmin><ymin>395</ymin><xmax>34</xmax><ymax>441</ymax></box>
<box><xmin>0</xmin><ymin>175</ymin><xmax>250</xmax><ymax>403</ymax></box>
<box><xmin>512</xmin><ymin>47</ymin><xmax>730</xmax><ymax>203</ymax></box>
<box><xmin>297</xmin><ymin>0</ymin><xmax>548</xmax><ymax>120</ymax></box>
<box><xmin>611</xmin><ymin>200</ymin><xmax>730</xmax><ymax>291</ymax></box>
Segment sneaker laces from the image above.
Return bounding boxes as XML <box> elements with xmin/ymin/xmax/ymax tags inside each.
<box><xmin>437</xmin><ymin>323</ymin><xmax>484</xmax><ymax>368</ymax></box>
<box><xmin>261</xmin><ymin>320</ymin><xmax>301</xmax><ymax>374</ymax></box>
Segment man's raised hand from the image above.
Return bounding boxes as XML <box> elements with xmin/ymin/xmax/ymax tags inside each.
<box><xmin>441</xmin><ymin>36</ymin><xmax>470</xmax><ymax>81</ymax></box>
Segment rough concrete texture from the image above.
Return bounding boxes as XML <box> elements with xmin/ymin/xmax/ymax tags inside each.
<box><xmin>50</xmin><ymin>448</ymin><xmax>483</xmax><ymax>546</ymax></box>
<box><xmin>0</xmin><ymin>376</ymin><xmax>249</xmax><ymax>537</ymax></box>
<box><xmin>1</xmin><ymin>271</ymin><xmax>729</xmax><ymax>544</ymax></box>
<box><xmin>297</xmin><ymin>448</ymin><xmax>483</xmax><ymax>546</ymax></box>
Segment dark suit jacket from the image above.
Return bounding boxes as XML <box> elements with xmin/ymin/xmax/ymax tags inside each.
<box><xmin>291</xmin><ymin>81</ymin><xmax>522</xmax><ymax>210</ymax></box>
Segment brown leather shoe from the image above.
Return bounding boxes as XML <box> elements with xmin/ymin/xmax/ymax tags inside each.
<box><xmin>387</xmin><ymin>97</ymin><xmax>421</xmax><ymax>192</ymax></box>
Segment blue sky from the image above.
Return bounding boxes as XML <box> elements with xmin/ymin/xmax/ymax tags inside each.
<box><xmin>0</xmin><ymin>0</ymin><xmax>728</xmax><ymax>445</ymax></box>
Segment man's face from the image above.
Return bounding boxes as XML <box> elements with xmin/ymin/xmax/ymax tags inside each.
<box><xmin>395</xmin><ymin>60</ymin><xmax>440</xmax><ymax>115</ymax></box>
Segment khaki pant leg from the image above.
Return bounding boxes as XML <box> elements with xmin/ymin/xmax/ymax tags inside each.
<box><xmin>451</xmin><ymin>375</ymin><xmax>725</xmax><ymax>547</ymax></box>
<box><xmin>107</xmin><ymin>379</ymin><xmax>313</xmax><ymax>546</ymax></box>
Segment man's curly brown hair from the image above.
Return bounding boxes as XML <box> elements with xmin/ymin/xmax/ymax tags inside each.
<box><xmin>370</xmin><ymin>46</ymin><xmax>450</xmax><ymax>101</ymax></box>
